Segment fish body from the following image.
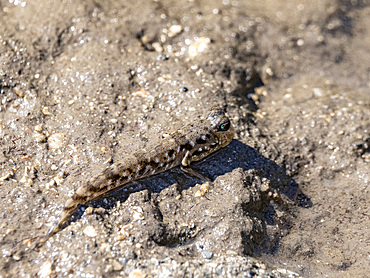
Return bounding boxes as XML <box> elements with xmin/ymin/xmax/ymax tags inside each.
<box><xmin>40</xmin><ymin>106</ymin><xmax>234</xmax><ymax>245</ymax></box>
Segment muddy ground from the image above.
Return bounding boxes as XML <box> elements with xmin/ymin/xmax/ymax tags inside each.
<box><xmin>0</xmin><ymin>0</ymin><xmax>369</xmax><ymax>277</ymax></box>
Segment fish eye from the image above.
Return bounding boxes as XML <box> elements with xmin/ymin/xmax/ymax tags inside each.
<box><xmin>219</xmin><ymin>121</ymin><xmax>230</xmax><ymax>131</ymax></box>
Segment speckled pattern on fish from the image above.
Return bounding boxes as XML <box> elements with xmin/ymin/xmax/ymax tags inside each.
<box><xmin>38</xmin><ymin>106</ymin><xmax>234</xmax><ymax>246</ymax></box>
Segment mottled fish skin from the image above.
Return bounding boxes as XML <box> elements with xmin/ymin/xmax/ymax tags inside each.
<box><xmin>39</xmin><ymin>106</ymin><xmax>234</xmax><ymax>246</ymax></box>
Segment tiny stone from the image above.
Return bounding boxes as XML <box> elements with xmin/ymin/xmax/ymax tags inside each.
<box><xmin>156</xmin><ymin>53</ymin><xmax>168</xmax><ymax>60</ymax></box>
<box><xmin>189</xmin><ymin>37</ymin><xmax>210</xmax><ymax>58</ymax></box>
<box><xmin>313</xmin><ymin>87</ymin><xmax>323</xmax><ymax>97</ymax></box>
<box><xmin>115</xmin><ymin>234</ymin><xmax>127</xmax><ymax>241</ymax></box>
<box><xmin>265</xmin><ymin>67</ymin><xmax>274</xmax><ymax>76</ymax></box>
<box><xmin>250</xmin><ymin>94</ymin><xmax>259</xmax><ymax>102</ymax></box>
<box><xmin>168</xmin><ymin>25</ymin><xmax>182</xmax><ymax>37</ymax></box>
<box><xmin>42</xmin><ymin>106</ymin><xmax>51</xmax><ymax>115</ymax></box>
<box><xmin>83</xmin><ymin>225</ymin><xmax>98</xmax><ymax>237</ymax></box>
<box><xmin>195</xmin><ymin>181</ymin><xmax>210</xmax><ymax>197</ymax></box>
<box><xmin>112</xmin><ymin>260</ymin><xmax>123</xmax><ymax>271</ymax></box>
<box><xmin>131</xmin><ymin>206</ymin><xmax>144</xmax><ymax>221</ymax></box>
<box><xmin>152</xmin><ymin>42</ymin><xmax>163</xmax><ymax>52</ymax></box>
<box><xmin>33</xmin><ymin>132</ymin><xmax>47</xmax><ymax>143</ymax></box>
<box><xmin>132</xmin><ymin>88</ymin><xmax>147</xmax><ymax>97</ymax></box>
<box><xmin>117</xmin><ymin>224</ymin><xmax>131</xmax><ymax>240</ymax></box>
<box><xmin>141</xmin><ymin>35</ymin><xmax>149</xmax><ymax>44</ymax></box>
<box><xmin>34</xmin><ymin>124</ymin><xmax>43</xmax><ymax>132</ymax></box>
<box><xmin>38</xmin><ymin>260</ymin><xmax>53</xmax><ymax>278</ymax></box>
<box><xmin>13</xmin><ymin>87</ymin><xmax>24</xmax><ymax>97</ymax></box>
<box><xmin>48</xmin><ymin>133</ymin><xmax>67</xmax><ymax>149</ymax></box>
<box><xmin>85</xmin><ymin>207</ymin><xmax>94</xmax><ymax>215</ymax></box>
<box><xmin>128</xmin><ymin>269</ymin><xmax>146</xmax><ymax>278</ymax></box>
<box><xmin>100</xmin><ymin>243</ymin><xmax>110</xmax><ymax>252</ymax></box>
<box><xmin>297</xmin><ymin>39</ymin><xmax>304</xmax><ymax>46</ymax></box>
<box><xmin>54</xmin><ymin>176</ymin><xmax>64</xmax><ymax>185</ymax></box>
<box><xmin>255</xmin><ymin>86</ymin><xmax>268</xmax><ymax>96</ymax></box>
<box><xmin>23</xmin><ymin>238</ymin><xmax>32</xmax><ymax>247</ymax></box>
<box><xmin>103</xmin><ymin>157</ymin><xmax>113</xmax><ymax>164</ymax></box>
<box><xmin>202</xmin><ymin>251</ymin><xmax>213</xmax><ymax>259</ymax></box>
<box><xmin>20</xmin><ymin>175</ymin><xmax>28</xmax><ymax>183</ymax></box>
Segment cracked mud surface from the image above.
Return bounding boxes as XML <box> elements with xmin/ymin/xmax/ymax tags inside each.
<box><xmin>0</xmin><ymin>0</ymin><xmax>369</xmax><ymax>277</ymax></box>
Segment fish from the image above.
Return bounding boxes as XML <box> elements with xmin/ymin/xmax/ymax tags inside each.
<box><xmin>36</xmin><ymin>106</ymin><xmax>234</xmax><ymax>247</ymax></box>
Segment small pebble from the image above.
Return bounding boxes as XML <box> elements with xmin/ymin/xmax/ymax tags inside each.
<box><xmin>265</xmin><ymin>67</ymin><xmax>274</xmax><ymax>77</ymax></box>
<box><xmin>85</xmin><ymin>207</ymin><xmax>94</xmax><ymax>215</ymax></box>
<box><xmin>34</xmin><ymin>124</ymin><xmax>43</xmax><ymax>132</ymax></box>
<box><xmin>132</xmin><ymin>88</ymin><xmax>147</xmax><ymax>97</ymax></box>
<box><xmin>250</xmin><ymin>94</ymin><xmax>259</xmax><ymax>102</ymax></box>
<box><xmin>112</xmin><ymin>260</ymin><xmax>123</xmax><ymax>271</ymax></box>
<box><xmin>202</xmin><ymin>251</ymin><xmax>213</xmax><ymax>259</ymax></box>
<box><xmin>38</xmin><ymin>260</ymin><xmax>52</xmax><ymax>278</ymax></box>
<box><xmin>101</xmin><ymin>146</ymin><xmax>109</xmax><ymax>153</ymax></box>
<box><xmin>195</xmin><ymin>181</ymin><xmax>210</xmax><ymax>197</ymax></box>
<box><xmin>103</xmin><ymin>157</ymin><xmax>113</xmax><ymax>164</ymax></box>
<box><xmin>313</xmin><ymin>87</ymin><xmax>323</xmax><ymax>97</ymax></box>
<box><xmin>100</xmin><ymin>242</ymin><xmax>110</xmax><ymax>252</ymax></box>
<box><xmin>33</xmin><ymin>132</ymin><xmax>47</xmax><ymax>143</ymax></box>
<box><xmin>23</xmin><ymin>238</ymin><xmax>32</xmax><ymax>247</ymax></box>
<box><xmin>255</xmin><ymin>86</ymin><xmax>268</xmax><ymax>96</ymax></box>
<box><xmin>189</xmin><ymin>37</ymin><xmax>210</xmax><ymax>58</ymax></box>
<box><xmin>168</xmin><ymin>25</ymin><xmax>182</xmax><ymax>37</ymax></box>
<box><xmin>42</xmin><ymin>106</ymin><xmax>51</xmax><ymax>115</ymax></box>
<box><xmin>128</xmin><ymin>269</ymin><xmax>146</xmax><ymax>278</ymax></box>
<box><xmin>83</xmin><ymin>226</ymin><xmax>98</xmax><ymax>237</ymax></box>
<box><xmin>156</xmin><ymin>53</ymin><xmax>168</xmax><ymax>61</ymax></box>
<box><xmin>115</xmin><ymin>233</ymin><xmax>128</xmax><ymax>241</ymax></box>
<box><xmin>54</xmin><ymin>176</ymin><xmax>64</xmax><ymax>186</ymax></box>
<box><xmin>297</xmin><ymin>39</ymin><xmax>304</xmax><ymax>46</ymax></box>
<box><xmin>20</xmin><ymin>176</ymin><xmax>33</xmax><ymax>186</ymax></box>
<box><xmin>152</xmin><ymin>42</ymin><xmax>163</xmax><ymax>52</ymax></box>
<box><xmin>131</xmin><ymin>206</ymin><xmax>144</xmax><ymax>221</ymax></box>
<box><xmin>13</xmin><ymin>87</ymin><xmax>24</xmax><ymax>97</ymax></box>
<box><xmin>48</xmin><ymin>133</ymin><xmax>67</xmax><ymax>149</ymax></box>
<box><xmin>140</xmin><ymin>35</ymin><xmax>149</xmax><ymax>44</ymax></box>
<box><xmin>117</xmin><ymin>223</ymin><xmax>132</xmax><ymax>241</ymax></box>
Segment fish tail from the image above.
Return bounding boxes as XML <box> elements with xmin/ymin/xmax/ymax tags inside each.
<box><xmin>33</xmin><ymin>205</ymin><xmax>77</xmax><ymax>250</ymax></box>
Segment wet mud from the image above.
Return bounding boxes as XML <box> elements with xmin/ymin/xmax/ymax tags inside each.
<box><xmin>0</xmin><ymin>0</ymin><xmax>369</xmax><ymax>277</ymax></box>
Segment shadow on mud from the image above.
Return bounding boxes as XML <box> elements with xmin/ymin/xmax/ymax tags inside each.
<box><xmin>64</xmin><ymin>139</ymin><xmax>312</xmax><ymax>253</ymax></box>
